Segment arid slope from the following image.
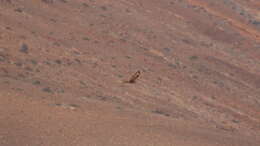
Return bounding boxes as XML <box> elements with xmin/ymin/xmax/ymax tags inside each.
<box><xmin>0</xmin><ymin>0</ymin><xmax>260</xmax><ymax>146</ymax></box>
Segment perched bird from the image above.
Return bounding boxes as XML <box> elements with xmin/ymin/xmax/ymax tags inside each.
<box><xmin>123</xmin><ymin>70</ymin><xmax>141</xmax><ymax>83</ymax></box>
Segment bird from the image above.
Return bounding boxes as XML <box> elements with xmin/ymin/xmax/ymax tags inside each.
<box><xmin>123</xmin><ymin>70</ymin><xmax>141</xmax><ymax>83</ymax></box>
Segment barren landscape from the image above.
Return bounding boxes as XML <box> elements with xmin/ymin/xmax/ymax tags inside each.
<box><xmin>0</xmin><ymin>0</ymin><xmax>260</xmax><ymax>146</ymax></box>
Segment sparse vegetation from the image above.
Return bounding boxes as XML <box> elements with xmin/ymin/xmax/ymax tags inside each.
<box><xmin>30</xmin><ymin>59</ymin><xmax>38</xmax><ymax>65</ymax></box>
<box><xmin>32</xmin><ymin>80</ymin><xmax>41</xmax><ymax>85</ymax></box>
<box><xmin>152</xmin><ymin>109</ymin><xmax>170</xmax><ymax>117</ymax></box>
<box><xmin>125</xmin><ymin>56</ymin><xmax>131</xmax><ymax>59</ymax></box>
<box><xmin>189</xmin><ymin>55</ymin><xmax>198</xmax><ymax>60</ymax></box>
<box><xmin>82</xmin><ymin>37</ymin><xmax>90</xmax><ymax>40</ymax></box>
<box><xmin>41</xmin><ymin>0</ymin><xmax>53</xmax><ymax>3</ymax></box>
<box><xmin>0</xmin><ymin>0</ymin><xmax>259</xmax><ymax>144</ymax></box>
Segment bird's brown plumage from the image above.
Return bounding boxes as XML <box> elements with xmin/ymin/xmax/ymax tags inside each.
<box><xmin>124</xmin><ymin>70</ymin><xmax>141</xmax><ymax>83</ymax></box>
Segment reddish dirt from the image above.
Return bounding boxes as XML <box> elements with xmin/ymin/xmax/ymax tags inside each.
<box><xmin>0</xmin><ymin>0</ymin><xmax>260</xmax><ymax>145</ymax></box>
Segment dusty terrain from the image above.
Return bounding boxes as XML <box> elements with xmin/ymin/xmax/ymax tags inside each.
<box><xmin>0</xmin><ymin>0</ymin><xmax>260</xmax><ymax>145</ymax></box>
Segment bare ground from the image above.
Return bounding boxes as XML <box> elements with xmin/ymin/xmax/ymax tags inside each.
<box><xmin>0</xmin><ymin>0</ymin><xmax>260</xmax><ymax>145</ymax></box>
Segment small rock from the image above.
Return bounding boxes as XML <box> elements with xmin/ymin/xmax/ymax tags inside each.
<box><xmin>50</xmin><ymin>103</ymin><xmax>79</xmax><ymax>110</ymax></box>
<box><xmin>74</xmin><ymin>58</ymin><xmax>81</xmax><ymax>64</ymax></box>
<box><xmin>0</xmin><ymin>56</ymin><xmax>5</xmax><ymax>62</ymax></box>
<box><xmin>5</xmin><ymin>26</ymin><xmax>12</xmax><ymax>30</ymax></box>
<box><xmin>42</xmin><ymin>87</ymin><xmax>52</xmax><ymax>93</ymax></box>
<box><xmin>79</xmin><ymin>81</ymin><xmax>87</xmax><ymax>87</ymax></box>
<box><xmin>19</xmin><ymin>43</ymin><xmax>29</xmax><ymax>53</ymax></box>
<box><xmin>100</xmin><ymin>6</ymin><xmax>107</xmax><ymax>11</ymax></box>
<box><xmin>14</xmin><ymin>62</ymin><xmax>23</xmax><ymax>67</ymax></box>
<box><xmin>55</xmin><ymin>60</ymin><xmax>62</xmax><ymax>64</ymax></box>
<box><xmin>14</xmin><ymin>8</ymin><xmax>23</xmax><ymax>13</ymax></box>
<box><xmin>42</xmin><ymin>0</ymin><xmax>53</xmax><ymax>3</ymax></box>
<box><xmin>68</xmin><ymin>104</ymin><xmax>79</xmax><ymax>108</ymax></box>
<box><xmin>82</xmin><ymin>3</ymin><xmax>89</xmax><ymax>7</ymax></box>
<box><xmin>232</xmin><ymin>119</ymin><xmax>240</xmax><ymax>123</ymax></box>
<box><xmin>252</xmin><ymin>20</ymin><xmax>260</xmax><ymax>26</ymax></box>
<box><xmin>163</xmin><ymin>48</ymin><xmax>172</xmax><ymax>52</ymax></box>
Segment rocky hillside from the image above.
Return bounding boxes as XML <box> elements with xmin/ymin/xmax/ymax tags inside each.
<box><xmin>0</xmin><ymin>0</ymin><xmax>260</xmax><ymax>145</ymax></box>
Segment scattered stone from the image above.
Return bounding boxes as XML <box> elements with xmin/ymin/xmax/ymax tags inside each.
<box><xmin>80</xmin><ymin>96</ymin><xmax>89</xmax><ymax>100</ymax></box>
<box><xmin>44</xmin><ymin>61</ymin><xmax>51</xmax><ymax>65</ymax></box>
<box><xmin>30</xmin><ymin>59</ymin><xmax>38</xmax><ymax>65</ymax></box>
<box><xmin>5</xmin><ymin>27</ymin><xmax>12</xmax><ymax>30</ymax></box>
<box><xmin>189</xmin><ymin>55</ymin><xmax>198</xmax><ymax>60</ymax></box>
<box><xmin>82</xmin><ymin>3</ymin><xmax>89</xmax><ymax>8</ymax></box>
<box><xmin>55</xmin><ymin>59</ymin><xmax>62</xmax><ymax>64</ymax></box>
<box><xmin>53</xmin><ymin>42</ymin><xmax>60</xmax><ymax>46</ymax></box>
<box><xmin>211</xmin><ymin>96</ymin><xmax>216</xmax><ymax>100</ymax></box>
<box><xmin>32</xmin><ymin>80</ymin><xmax>41</xmax><ymax>85</ymax></box>
<box><xmin>14</xmin><ymin>8</ymin><xmax>23</xmax><ymax>13</ymax></box>
<box><xmin>15</xmin><ymin>88</ymin><xmax>23</xmax><ymax>91</ymax></box>
<box><xmin>68</xmin><ymin>104</ymin><xmax>79</xmax><ymax>108</ymax></box>
<box><xmin>0</xmin><ymin>55</ymin><xmax>5</xmax><ymax>62</ymax></box>
<box><xmin>100</xmin><ymin>6</ymin><xmax>107</xmax><ymax>11</ymax></box>
<box><xmin>163</xmin><ymin>48</ymin><xmax>172</xmax><ymax>52</ymax></box>
<box><xmin>215</xmin><ymin>124</ymin><xmax>235</xmax><ymax>132</ymax></box>
<box><xmin>125</xmin><ymin>56</ymin><xmax>131</xmax><ymax>59</ymax></box>
<box><xmin>96</xmin><ymin>95</ymin><xmax>107</xmax><ymax>101</ymax></box>
<box><xmin>50</xmin><ymin>19</ymin><xmax>56</xmax><ymax>22</ymax></box>
<box><xmin>111</xmin><ymin>65</ymin><xmax>116</xmax><ymax>68</ymax></box>
<box><xmin>19</xmin><ymin>43</ymin><xmax>29</xmax><ymax>53</ymax></box>
<box><xmin>117</xmin><ymin>74</ymin><xmax>123</xmax><ymax>78</ymax></box>
<box><xmin>42</xmin><ymin>87</ymin><xmax>52</xmax><ymax>93</ymax></box>
<box><xmin>53</xmin><ymin>103</ymin><xmax>62</xmax><ymax>106</ymax></box>
<box><xmin>116</xmin><ymin>106</ymin><xmax>123</xmax><ymax>110</ymax></box>
<box><xmin>191</xmin><ymin>74</ymin><xmax>198</xmax><ymax>79</ymax></box>
<box><xmin>213</xmin><ymin>80</ymin><xmax>225</xmax><ymax>88</ymax></box>
<box><xmin>191</xmin><ymin>96</ymin><xmax>198</xmax><ymax>101</ymax></box>
<box><xmin>74</xmin><ymin>58</ymin><xmax>81</xmax><ymax>64</ymax></box>
<box><xmin>232</xmin><ymin>119</ymin><xmax>240</xmax><ymax>123</ymax></box>
<box><xmin>63</xmin><ymin>104</ymin><xmax>78</xmax><ymax>110</ymax></box>
<box><xmin>168</xmin><ymin>63</ymin><xmax>177</xmax><ymax>69</ymax></box>
<box><xmin>79</xmin><ymin>81</ymin><xmax>87</xmax><ymax>87</ymax></box>
<box><xmin>252</xmin><ymin>20</ymin><xmax>260</xmax><ymax>26</ymax></box>
<box><xmin>41</xmin><ymin>0</ymin><xmax>53</xmax><ymax>3</ymax></box>
<box><xmin>14</xmin><ymin>62</ymin><xmax>23</xmax><ymax>67</ymax></box>
<box><xmin>49</xmin><ymin>103</ymin><xmax>79</xmax><ymax>110</ymax></box>
<box><xmin>56</xmin><ymin>88</ymin><xmax>65</xmax><ymax>93</ymax></box>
